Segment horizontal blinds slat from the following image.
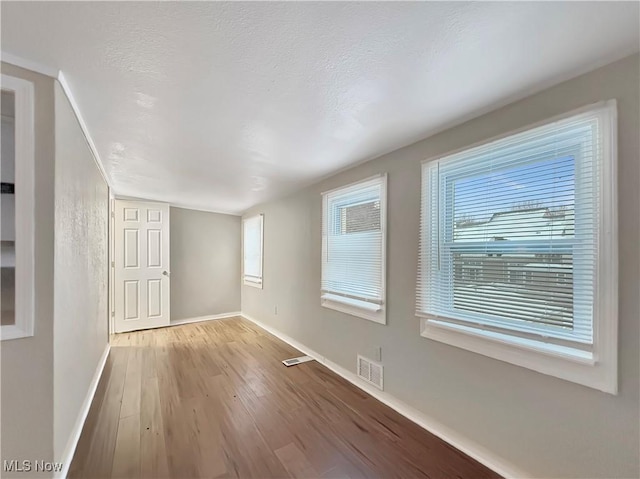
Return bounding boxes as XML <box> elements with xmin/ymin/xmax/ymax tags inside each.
<box><xmin>322</xmin><ymin>176</ymin><xmax>385</xmax><ymax>303</ymax></box>
<box><xmin>442</xmin><ymin>146</ymin><xmax>599</xmax><ymax>178</ymax></box>
<box><xmin>417</xmin><ymin>106</ymin><xmax>607</xmax><ymax>344</ymax></box>
<box><xmin>437</xmin><ymin>119</ymin><xmax>598</xmax><ymax>175</ymax></box>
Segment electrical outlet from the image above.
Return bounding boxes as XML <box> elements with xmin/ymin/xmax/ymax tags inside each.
<box><xmin>274</xmin><ymin>305</ymin><xmax>278</xmax><ymax>315</ymax></box>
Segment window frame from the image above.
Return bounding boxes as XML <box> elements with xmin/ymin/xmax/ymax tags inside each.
<box><xmin>242</xmin><ymin>213</ymin><xmax>264</xmax><ymax>289</ymax></box>
<box><xmin>1</xmin><ymin>74</ymin><xmax>35</xmax><ymax>341</ymax></box>
<box><xmin>321</xmin><ymin>174</ymin><xmax>387</xmax><ymax>324</ymax></box>
<box><xmin>417</xmin><ymin>101</ymin><xmax>618</xmax><ymax>394</ymax></box>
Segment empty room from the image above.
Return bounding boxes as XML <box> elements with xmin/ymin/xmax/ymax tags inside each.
<box><xmin>1</xmin><ymin>2</ymin><xmax>639</xmax><ymax>478</ymax></box>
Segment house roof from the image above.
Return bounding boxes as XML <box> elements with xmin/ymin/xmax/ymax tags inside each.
<box><xmin>455</xmin><ymin>208</ymin><xmax>574</xmax><ymax>242</ymax></box>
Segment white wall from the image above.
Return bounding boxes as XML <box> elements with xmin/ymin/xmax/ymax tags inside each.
<box><xmin>242</xmin><ymin>54</ymin><xmax>640</xmax><ymax>478</ymax></box>
<box><xmin>0</xmin><ymin>64</ymin><xmax>109</xmax><ymax>475</ymax></box>
<box><xmin>52</xmin><ymin>81</ymin><xmax>109</xmax><ymax>462</ymax></box>
<box><xmin>170</xmin><ymin>206</ymin><xmax>240</xmax><ymax>320</ymax></box>
<box><xmin>0</xmin><ymin>62</ymin><xmax>56</xmax><ymax>476</ymax></box>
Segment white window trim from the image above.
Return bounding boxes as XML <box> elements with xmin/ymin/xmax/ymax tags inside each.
<box><xmin>322</xmin><ymin>293</ymin><xmax>385</xmax><ymax>325</ymax></box>
<box><xmin>1</xmin><ymin>74</ymin><xmax>35</xmax><ymax>341</ymax></box>
<box><xmin>418</xmin><ymin>101</ymin><xmax>618</xmax><ymax>394</ymax></box>
<box><xmin>321</xmin><ymin>174</ymin><xmax>387</xmax><ymax>324</ymax></box>
<box><xmin>242</xmin><ymin>213</ymin><xmax>264</xmax><ymax>289</ymax></box>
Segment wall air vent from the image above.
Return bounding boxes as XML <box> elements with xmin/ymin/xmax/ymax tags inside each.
<box><xmin>357</xmin><ymin>355</ymin><xmax>383</xmax><ymax>390</ymax></box>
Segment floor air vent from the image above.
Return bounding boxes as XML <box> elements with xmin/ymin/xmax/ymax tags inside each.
<box><xmin>282</xmin><ymin>355</ymin><xmax>314</xmax><ymax>367</ymax></box>
<box><xmin>357</xmin><ymin>355</ymin><xmax>383</xmax><ymax>390</ymax></box>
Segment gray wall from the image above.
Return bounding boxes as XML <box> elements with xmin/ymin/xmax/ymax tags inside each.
<box><xmin>242</xmin><ymin>54</ymin><xmax>640</xmax><ymax>478</ymax></box>
<box><xmin>53</xmin><ymin>82</ymin><xmax>109</xmax><ymax>462</ymax></box>
<box><xmin>0</xmin><ymin>62</ymin><xmax>56</xmax><ymax>474</ymax></box>
<box><xmin>170</xmin><ymin>207</ymin><xmax>240</xmax><ymax>320</ymax></box>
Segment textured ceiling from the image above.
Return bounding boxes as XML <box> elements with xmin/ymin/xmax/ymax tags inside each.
<box><xmin>2</xmin><ymin>2</ymin><xmax>639</xmax><ymax>214</ymax></box>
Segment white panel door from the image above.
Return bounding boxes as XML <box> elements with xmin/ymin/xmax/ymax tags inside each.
<box><xmin>114</xmin><ymin>200</ymin><xmax>170</xmax><ymax>332</ymax></box>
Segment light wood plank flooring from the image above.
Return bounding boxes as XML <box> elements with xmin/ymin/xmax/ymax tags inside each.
<box><xmin>69</xmin><ymin>317</ymin><xmax>500</xmax><ymax>478</ymax></box>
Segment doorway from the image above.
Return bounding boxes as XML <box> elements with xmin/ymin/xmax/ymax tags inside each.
<box><xmin>113</xmin><ymin>200</ymin><xmax>170</xmax><ymax>333</ymax></box>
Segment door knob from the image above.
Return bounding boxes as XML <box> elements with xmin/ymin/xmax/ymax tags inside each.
<box><xmin>163</xmin><ymin>270</ymin><xmax>170</xmax><ymax>276</ymax></box>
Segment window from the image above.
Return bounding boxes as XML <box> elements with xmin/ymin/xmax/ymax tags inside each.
<box><xmin>243</xmin><ymin>214</ymin><xmax>263</xmax><ymax>288</ymax></box>
<box><xmin>321</xmin><ymin>175</ymin><xmax>387</xmax><ymax>324</ymax></box>
<box><xmin>417</xmin><ymin>102</ymin><xmax>617</xmax><ymax>393</ymax></box>
<box><xmin>1</xmin><ymin>75</ymin><xmax>35</xmax><ymax>341</ymax></box>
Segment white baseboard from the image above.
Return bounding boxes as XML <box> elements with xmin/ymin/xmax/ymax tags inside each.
<box><xmin>241</xmin><ymin>313</ymin><xmax>528</xmax><ymax>479</ymax></box>
<box><xmin>57</xmin><ymin>343</ymin><xmax>111</xmax><ymax>479</ymax></box>
<box><xmin>170</xmin><ymin>311</ymin><xmax>241</xmax><ymax>326</ymax></box>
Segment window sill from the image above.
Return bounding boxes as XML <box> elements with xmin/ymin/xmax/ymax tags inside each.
<box><xmin>1</xmin><ymin>323</ymin><xmax>34</xmax><ymax>341</ymax></box>
<box><xmin>420</xmin><ymin>317</ymin><xmax>616</xmax><ymax>394</ymax></box>
<box><xmin>243</xmin><ymin>278</ymin><xmax>263</xmax><ymax>289</ymax></box>
<box><xmin>322</xmin><ymin>294</ymin><xmax>385</xmax><ymax>324</ymax></box>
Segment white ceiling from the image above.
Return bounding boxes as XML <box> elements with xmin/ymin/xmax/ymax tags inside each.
<box><xmin>2</xmin><ymin>2</ymin><xmax>639</xmax><ymax>214</ymax></box>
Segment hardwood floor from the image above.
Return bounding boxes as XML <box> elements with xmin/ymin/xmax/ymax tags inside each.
<box><xmin>69</xmin><ymin>317</ymin><xmax>500</xmax><ymax>479</ymax></box>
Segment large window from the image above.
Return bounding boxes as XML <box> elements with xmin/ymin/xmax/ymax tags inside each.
<box><xmin>417</xmin><ymin>102</ymin><xmax>617</xmax><ymax>393</ymax></box>
<box><xmin>243</xmin><ymin>214</ymin><xmax>263</xmax><ymax>288</ymax></box>
<box><xmin>322</xmin><ymin>175</ymin><xmax>387</xmax><ymax>324</ymax></box>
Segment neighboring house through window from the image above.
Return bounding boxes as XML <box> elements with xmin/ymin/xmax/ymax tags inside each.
<box><xmin>417</xmin><ymin>102</ymin><xmax>618</xmax><ymax>393</ymax></box>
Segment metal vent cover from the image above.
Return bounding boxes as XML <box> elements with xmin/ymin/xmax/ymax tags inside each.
<box><xmin>357</xmin><ymin>355</ymin><xmax>383</xmax><ymax>390</ymax></box>
<box><xmin>282</xmin><ymin>355</ymin><xmax>314</xmax><ymax>367</ymax></box>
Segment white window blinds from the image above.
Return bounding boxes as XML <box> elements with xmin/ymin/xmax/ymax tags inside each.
<box><xmin>321</xmin><ymin>175</ymin><xmax>387</xmax><ymax>323</ymax></box>
<box><xmin>243</xmin><ymin>214</ymin><xmax>263</xmax><ymax>287</ymax></box>
<box><xmin>417</xmin><ymin>104</ymin><xmax>614</xmax><ymax>344</ymax></box>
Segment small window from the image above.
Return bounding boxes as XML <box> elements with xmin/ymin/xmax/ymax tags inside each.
<box><xmin>243</xmin><ymin>214</ymin><xmax>263</xmax><ymax>288</ymax></box>
<box><xmin>321</xmin><ymin>175</ymin><xmax>387</xmax><ymax>324</ymax></box>
<box><xmin>417</xmin><ymin>102</ymin><xmax>618</xmax><ymax>393</ymax></box>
